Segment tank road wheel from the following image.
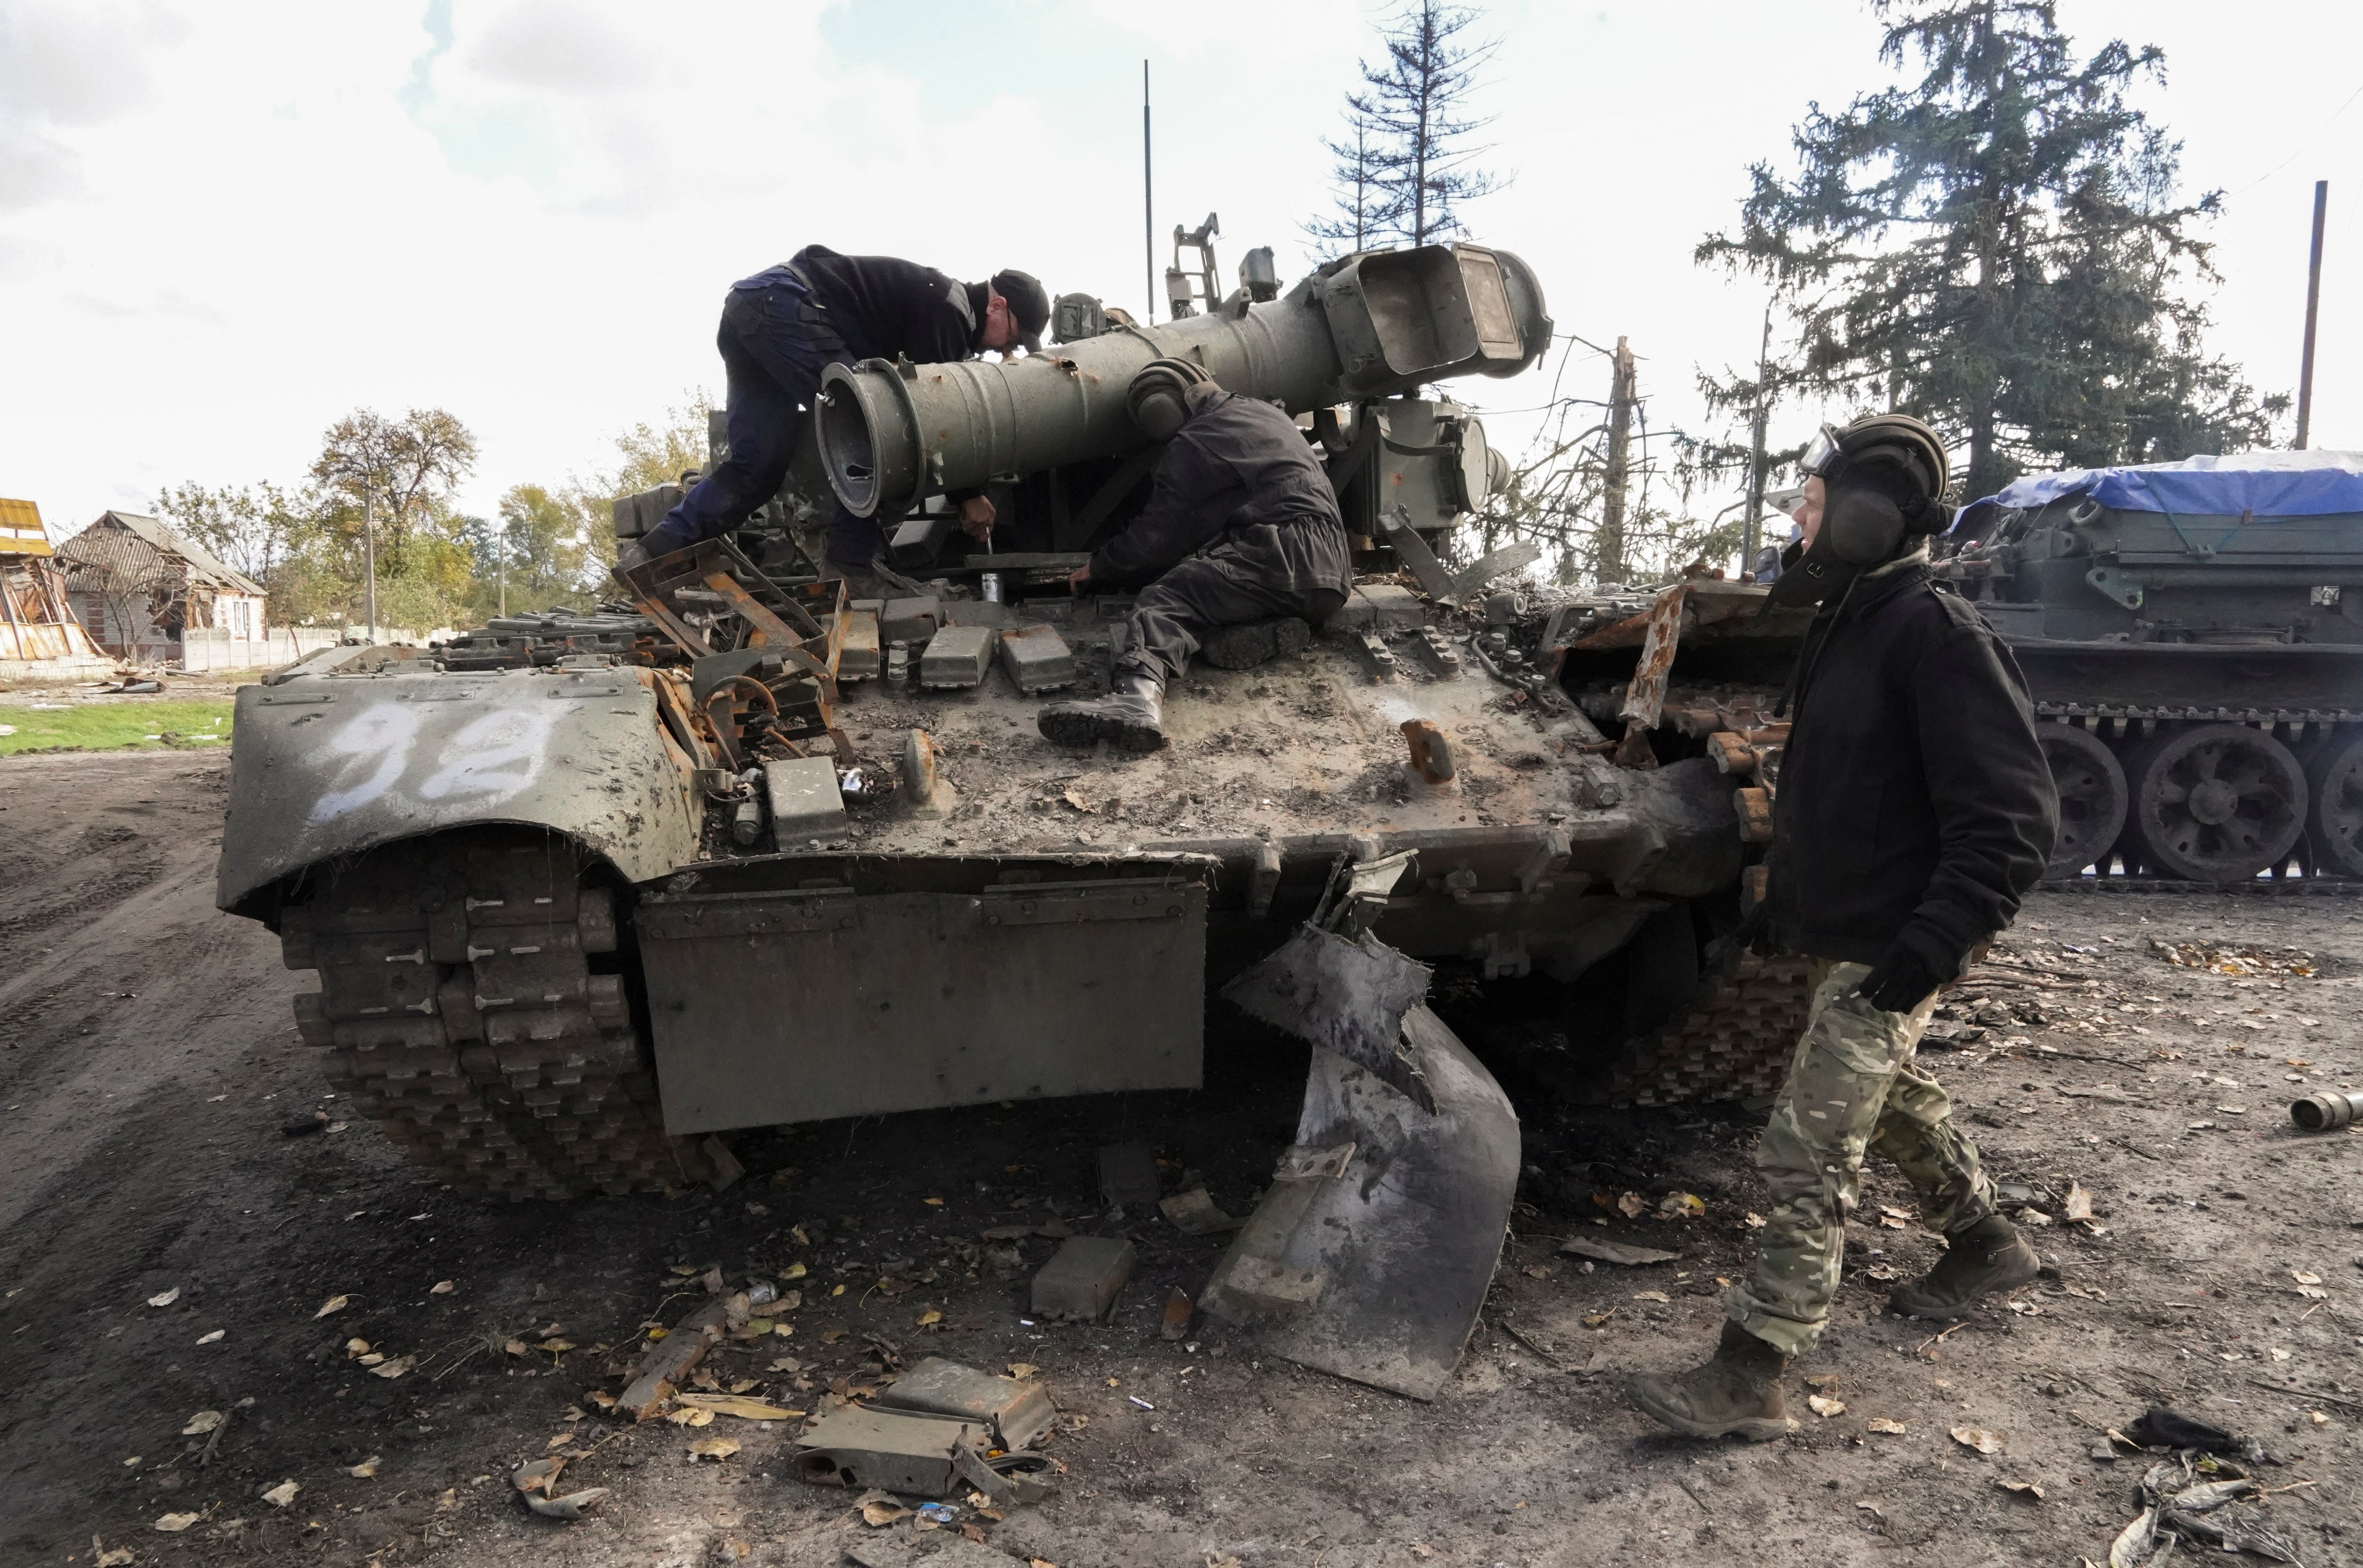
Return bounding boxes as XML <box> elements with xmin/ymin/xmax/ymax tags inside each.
<box><xmin>2122</xmin><ymin>723</ymin><xmax>2308</xmax><ymax>883</ymax></box>
<box><xmin>277</xmin><ymin>825</ymin><xmax>709</xmax><ymax>1200</ymax></box>
<box><xmin>2037</xmin><ymin>723</ymin><xmax>2128</xmax><ymax>878</ymax></box>
<box><xmin>2304</xmin><ymin>729</ymin><xmax>2363</xmax><ymax>878</ymax></box>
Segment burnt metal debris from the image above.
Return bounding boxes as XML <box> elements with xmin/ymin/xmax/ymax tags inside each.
<box><xmin>214</xmin><ymin>239</ymin><xmax>1827</xmax><ymax>1400</ymax></box>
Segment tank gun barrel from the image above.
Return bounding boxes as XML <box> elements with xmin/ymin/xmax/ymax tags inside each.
<box><xmin>817</xmin><ymin>242</ymin><xmax>1550</xmax><ymax>519</ymax></box>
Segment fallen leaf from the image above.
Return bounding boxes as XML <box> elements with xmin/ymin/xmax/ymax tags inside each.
<box><xmin>586</xmin><ymin>1390</ymin><xmax>617</xmax><ymax>1409</ymax></box>
<box><xmin>537</xmin><ymin>1339</ymin><xmax>575</xmax><ymax>1353</ymax></box>
<box><xmin>430</xmin><ymin>1280</ymin><xmax>454</xmax><ymax>1295</ymax></box>
<box><xmin>344</xmin><ymin>1337</ymin><xmax>370</xmax><ymax>1357</ymax></box>
<box><xmin>313</xmin><ymin>1295</ymin><xmax>350</xmax><ymax>1319</ymax></box>
<box><xmin>369</xmin><ymin>1355</ymin><xmax>415</xmax><ymax>1379</ymax></box>
<box><xmin>1616</xmin><ymin>1191</ymin><xmax>1648</xmax><ymax>1219</ymax></box>
<box><xmin>348</xmin><ymin>1456</ymin><xmax>380</xmax><ymax>1478</ymax></box>
<box><xmin>666</xmin><ymin>1406</ymin><xmax>716</xmax><ymax>1427</ymax></box>
<box><xmin>1999</xmin><ymin>1479</ymin><xmax>2044</xmax><ymax>1500</ymax></box>
<box><xmin>1866</xmin><ymin>1418</ymin><xmax>1909</xmax><ymax>1435</ymax></box>
<box><xmin>784</xmin><ymin>1262</ymin><xmax>808</xmax><ymax>1279</ymax></box>
<box><xmin>674</xmin><ymin>1394</ymin><xmax>804</xmax><ymax>1420</ymax></box>
<box><xmin>182</xmin><ymin>1410</ymin><xmax>223</xmax><ymax>1436</ymax></box>
<box><xmin>1950</xmin><ymin>1426</ymin><xmax>2005</xmax><ymax>1455</ymax></box>
<box><xmin>1631</xmin><ymin>1290</ymin><xmax>1670</xmax><ymax>1303</ymax></box>
<box><xmin>194</xmin><ymin>1329</ymin><xmax>225</xmax><ymax>1345</ymax></box>
<box><xmin>1581</xmin><ymin>1312</ymin><xmax>1614</xmax><ymax>1328</ymax></box>
<box><xmin>356</xmin><ymin>1352</ymin><xmax>385</xmax><ymax>1367</ymax></box>
<box><xmin>917</xmin><ymin>1309</ymin><xmax>943</xmax><ymax>1327</ymax></box>
<box><xmin>504</xmin><ymin>1339</ymin><xmax>530</xmax><ymax>1356</ymax></box>
<box><xmin>2293</xmin><ymin>1270</ymin><xmax>2324</xmax><ymax>1286</ymax></box>
<box><xmin>862</xmin><ymin>1497</ymin><xmax>909</xmax><ymax>1526</ymax></box>
<box><xmin>1808</xmin><ymin>1394</ymin><xmax>1847</xmax><ymax>1418</ymax></box>
<box><xmin>92</xmin><ymin>1540</ymin><xmax>134</xmax><ymax>1567</ymax></box>
<box><xmin>260</xmin><ymin>1479</ymin><xmax>299</xmax><ymax>1508</ymax></box>
<box><xmin>1007</xmin><ymin>1362</ymin><xmax>1040</xmax><ymax>1379</ymax></box>
<box><xmin>1659</xmin><ymin>1192</ymin><xmax>1705</xmax><ymax>1220</ymax></box>
<box><xmin>923</xmin><ymin>1197</ymin><xmax>945</xmax><ymax>1206</ymax></box>
<box><xmin>546</xmin><ymin>1433</ymin><xmax>574</xmax><ymax>1450</ymax></box>
<box><xmin>154</xmin><ymin>1513</ymin><xmax>203</xmax><ymax>1532</ymax></box>
<box><xmin>688</xmin><ymin>1436</ymin><xmax>741</xmax><ymax>1461</ymax></box>
<box><xmin>146</xmin><ymin>1286</ymin><xmax>180</xmax><ymax>1308</ymax></box>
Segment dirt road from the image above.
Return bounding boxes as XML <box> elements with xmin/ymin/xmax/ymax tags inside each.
<box><xmin>4</xmin><ymin>747</ymin><xmax>2360</xmax><ymax>1567</ymax></box>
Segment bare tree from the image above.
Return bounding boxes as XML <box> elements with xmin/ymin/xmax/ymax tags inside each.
<box><xmin>1305</xmin><ymin>110</ymin><xmax>1406</xmax><ymax>259</ymax></box>
<box><xmin>1330</xmin><ymin>1</ymin><xmax>1505</xmax><ymax>248</ymax></box>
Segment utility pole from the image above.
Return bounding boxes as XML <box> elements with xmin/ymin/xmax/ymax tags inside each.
<box><xmin>1142</xmin><ymin>61</ymin><xmax>1154</xmax><ymax>325</ymax></box>
<box><xmin>362</xmin><ymin>492</ymin><xmax>377</xmax><ymax>645</ymax></box>
<box><xmin>2298</xmin><ymin>178</ymin><xmax>2329</xmax><ymax>450</ymax></box>
<box><xmin>1742</xmin><ymin>305</ymin><xmax>1772</xmax><ymax>573</ymax></box>
<box><xmin>497</xmin><ymin>524</ymin><xmax>506</xmax><ymax>618</ymax></box>
<box><xmin>1598</xmin><ymin>336</ymin><xmax>1636</xmax><ymax>586</ymax></box>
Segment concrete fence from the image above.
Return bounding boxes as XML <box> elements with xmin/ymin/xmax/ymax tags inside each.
<box><xmin>178</xmin><ymin>626</ymin><xmax>450</xmax><ymax>673</ymax></box>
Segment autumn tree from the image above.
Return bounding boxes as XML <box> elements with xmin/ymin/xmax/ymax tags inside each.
<box><xmin>307</xmin><ymin>408</ymin><xmax>480</xmax><ymax>574</ymax></box>
<box><xmin>1697</xmin><ymin>0</ymin><xmax>2282</xmax><ymax>498</ymax></box>
<box><xmin>153</xmin><ymin>480</ymin><xmax>315</xmax><ymax>587</ymax></box>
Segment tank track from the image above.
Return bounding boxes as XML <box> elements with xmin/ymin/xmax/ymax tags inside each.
<box><xmin>1606</xmin><ymin>949</ymin><xmax>1814</xmax><ymax>1108</ymax></box>
<box><xmin>280</xmin><ymin>826</ymin><xmax>709</xmax><ymax>1199</ymax></box>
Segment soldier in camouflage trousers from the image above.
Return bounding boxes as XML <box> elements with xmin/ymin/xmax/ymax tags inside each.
<box><xmin>1732</xmin><ymin>958</ymin><xmax>1997</xmax><ymax>1358</ymax></box>
<box><xmin>1627</xmin><ymin>415</ymin><xmax>2056</xmax><ymax>1442</ymax></box>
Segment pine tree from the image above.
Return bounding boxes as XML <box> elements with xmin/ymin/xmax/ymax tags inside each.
<box><xmin>1697</xmin><ymin>0</ymin><xmax>2283</xmax><ymax>497</ymax></box>
<box><xmin>1309</xmin><ymin>1</ymin><xmax>1502</xmax><ymax>253</ymax></box>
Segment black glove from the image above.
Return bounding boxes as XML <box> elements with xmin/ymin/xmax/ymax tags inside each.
<box><xmin>1854</xmin><ymin>946</ymin><xmax>1947</xmax><ymax>1015</ymax></box>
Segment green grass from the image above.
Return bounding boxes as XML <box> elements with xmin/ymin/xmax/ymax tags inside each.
<box><xmin>0</xmin><ymin>699</ymin><xmax>237</xmax><ymax>755</ymax></box>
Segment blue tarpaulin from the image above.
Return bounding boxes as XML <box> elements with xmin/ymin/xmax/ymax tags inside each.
<box><xmin>1976</xmin><ymin>451</ymin><xmax>2363</xmax><ymax>519</ymax></box>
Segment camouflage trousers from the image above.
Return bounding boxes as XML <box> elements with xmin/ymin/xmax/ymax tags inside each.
<box><xmin>1726</xmin><ymin>958</ymin><xmax>1998</xmax><ymax>1357</ymax></box>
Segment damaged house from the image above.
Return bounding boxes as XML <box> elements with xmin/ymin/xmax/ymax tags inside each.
<box><xmin>57</xmin><ymin>511</ymin><xmax>269</xmax><ymax>665</ymax></box>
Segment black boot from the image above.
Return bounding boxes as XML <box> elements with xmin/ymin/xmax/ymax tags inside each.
<box><xmin>1627</xmin><ymin>1321</ymin><xmax>1797</xmax><ymax>1441</ymax></box>
<box><xmin>1887</xmin><ymin>1214</ymin><xmax>2039</xmax><ymax>1320</ymax></box>
<box><xmin>1038</xmin><ymin>668</ymin><xmax>1167</xmax><ymax>753</ymax></box>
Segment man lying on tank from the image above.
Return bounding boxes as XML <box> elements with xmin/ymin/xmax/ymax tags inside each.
<box><xmin>1037</xmin><ymin>359</ymin><xmax>1350</xmax><ymax>754</ymax></box>
<box><xmin>620</xmin><ymin>245</ymin><xmax>1051</xmax><ymax>581</ymax></box>
<box><xmin>1628</xmin><ymin>413</ymin><xmax>2059</xmax><ymax>1442</ymax></box>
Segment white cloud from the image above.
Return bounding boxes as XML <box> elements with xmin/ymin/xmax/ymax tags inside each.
<box><xmin>2</xmin><ymin>0</ymin><xmax>2357</xmax><ymax>552</ymax></box>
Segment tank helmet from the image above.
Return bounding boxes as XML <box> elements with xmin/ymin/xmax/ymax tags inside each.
<box><xmin>1767</xmin><ymin>412</ymin><xmax>1956</xmax><ymax>607</ymax></box>
<box><xmin>1128</xmin><ymin>357</ymin><xmax>1215</xmax><ymax>442</ymax></box>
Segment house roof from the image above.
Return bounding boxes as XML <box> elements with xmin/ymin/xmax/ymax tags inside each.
<box><xmin>61</xmin><ymin>512</ymin><xmax>267</xmax><ymax>597</ymax></box>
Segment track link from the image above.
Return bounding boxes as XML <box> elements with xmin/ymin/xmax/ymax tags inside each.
<box><xmin>1606</xmin><ymin>949</ymin><xmax>1814</xmax><ymax>1108</ymax></box>
<box><xmin>280</xmin><ymin>826</ymin><xmax>708</xmax><ymax>1199</ymax></box>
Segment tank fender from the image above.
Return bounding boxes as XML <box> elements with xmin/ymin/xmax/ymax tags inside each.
<box><xmin>216</xmin><ymin>665</ymin><xmax>700</xmax><ymax>915</ymax></box>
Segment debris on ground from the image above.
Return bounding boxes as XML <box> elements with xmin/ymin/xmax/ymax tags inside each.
<box><xmin>2150</xmin><ymin>940</ymin><xmax>2319</xmax><ymax>978</ymax></box>
<box><xmin>1029</xmin><ymin>1237</ymin><xmax>1135</xmax><ymax>1321</ymax></box>
<box><xmin>1096</xmin><ymin>1143</ymin><xmax>1161</xmax><ymax>1208</ymax></box>
<box><xmin>874</xmin><ymin>1357</ymin><xmax>1057</xmax><ymax>1450</ymax></box>
<box><xmin>1560</xmin><ymin>1237</ymin><xmax>1680</xmax><ymax>1266</ymax></box>
<box><xmin>2125</xmin><ymin>1405</ymin><xmax>2266</xmax><ymax>1464</ymax></box>
<box><xmin>1158</xmin><ymin>1186</ymin><xmax>1243</xmax><ymax>1235</ymax></box>
<box><xmin>618</xmin><ymin>1299</ymin><xmax>730</xmax><ymax>1418</ymax></box>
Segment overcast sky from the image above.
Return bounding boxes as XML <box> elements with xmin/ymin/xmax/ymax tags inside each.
<box><xmin>3</xmin><ymin>0</ymin><xmax>2357</xmax><ymax>543</ymax></box>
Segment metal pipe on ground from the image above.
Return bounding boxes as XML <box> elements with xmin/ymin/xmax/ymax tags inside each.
<box><xmin>2292</xmin><ymin>1091</ymin><xmax>2363</xmax><ymax>1132</ymax></box>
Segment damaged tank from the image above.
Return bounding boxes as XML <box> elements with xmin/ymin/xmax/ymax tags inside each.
<box><xmin>216</xmin><ymin>239</ymin><xmax>1800</xmax><ymax>1397</ymax></box>
<box><xmin>1939</xmin><ymin>455</ymin><xmax>2363</xmax><ymax>883</ymax></box>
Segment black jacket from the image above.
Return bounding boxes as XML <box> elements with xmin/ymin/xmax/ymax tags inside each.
<box><xmin>1764</xmin><ymin>559</ymin><xmax>2057</xmax><ymax>972</ymax></box>
<box><xmin>792</xmin><ymin>245</ymin><xmax>983</xmax><ymax>365</ymax></box>
<box><xmin>1089</xmin><ymin>386</ymin><xmax>1351</xmax><ymax>592</ymax></box>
